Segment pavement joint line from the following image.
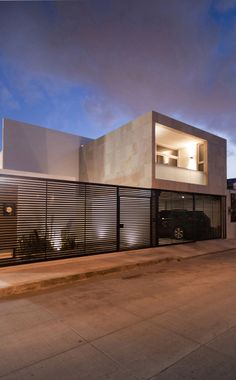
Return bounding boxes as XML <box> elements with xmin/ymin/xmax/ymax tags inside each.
<box><xmin>88</xmin><ymin>339</ymin><xmax>131</xmax><ymax>374</ymax></box>
<box><xmin>145</xmin><ymin>316</ymin><xmax>202</xmax><ymax>345</ymax></box>
<box><xmin>147</xmin><ymin>343</ymin><xmax>205</xmax><ymax>380</ymax></box>
<box><xmin>201</xmin><ymin>340</ymin><xmax>236</xmax><ymax>362</ymax></box>
<box><xmin>0</xmin><ymin>246</ymin><xmax>236</xmax><ymax>298</ymax></box>
<box><xmin>0</xmin><ymin>341</ymin><xmax>89</xmax><ymax>380</ymax></box>
<box><xmin>201</xmin><ymin>322</ymin><xmax>236</xmax><ymax>347</ymax></box>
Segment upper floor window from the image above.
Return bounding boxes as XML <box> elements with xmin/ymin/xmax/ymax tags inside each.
<box><xmin>156</xmin><ymin>145</ymin><xmax>178</xmax><ymax>167</ymax></box>
<box><xmin>197</xmin><ymin>143</ymin><xmax>205</xmax><ymax>172</ymax></box>
<box><xmin>155</xmin><ymin>122</ymin><xmax>208</xmax><ymax>185</ymax></box>
<box><xmin>155</xmin><ymin>124</ymin><xmax>207</xmax><ymax>172</ymax></box>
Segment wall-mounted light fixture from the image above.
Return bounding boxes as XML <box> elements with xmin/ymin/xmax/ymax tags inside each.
<box><xmin>3</xmin><ymin>203</ymin><xmax>16</xmax><ymax>216</ymax></box>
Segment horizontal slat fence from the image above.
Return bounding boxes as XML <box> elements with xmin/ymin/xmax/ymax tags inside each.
<box><xmin>0</xmin><ymin>174</ymin><xmax>224</xmax><ymax>266</ymax></box>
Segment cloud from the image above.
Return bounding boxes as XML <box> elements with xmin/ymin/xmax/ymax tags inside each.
<box><xmin>214</xmin><ymin>0</ymin><xmax>236</xmax><ymax>12</ymax></box>
<box><xmin>0</xmin><ymin>84</ymin><xmax>19</xmax><ymax>110</ymax></box>
<box><xmin>0</xmin><ymin>0</ymin><xmax>236</xmax><ymax>144</ymax></box>
<box><xmin>82</xmin><ymin>94</ymin><xmax>131</xmax><ymax>131</ymax></box>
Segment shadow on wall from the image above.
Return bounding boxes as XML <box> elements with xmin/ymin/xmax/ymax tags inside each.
<box><xmin>79</xmin><ymin>137</ymin><xmax>106</xmax><ymax>184</ymax></box>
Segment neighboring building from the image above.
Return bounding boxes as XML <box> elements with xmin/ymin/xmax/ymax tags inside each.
<box><xmin>0</xmin><ymin>111</ymin><xmax>227</xmax><ymax>266</ymax></box>
<box><xmin>227</xmin><ymin>178</ymin><xmax>236</xmax><ymax>239</ymax></box>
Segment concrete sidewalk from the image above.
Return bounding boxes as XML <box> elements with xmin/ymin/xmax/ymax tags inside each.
<box><xmin>0</xmin><ymin>239</ymin><xmax>236</xmax><ymax>298</ymax></box>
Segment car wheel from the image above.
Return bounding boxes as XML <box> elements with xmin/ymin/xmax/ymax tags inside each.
<box><xmin>173</xmin><ymin>226</ymin><xmax>184</xmax><ymax>240</ymax></box>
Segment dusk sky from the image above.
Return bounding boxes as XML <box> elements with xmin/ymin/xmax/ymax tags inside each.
<box><xmin>0</xmin><ymin>0</ymin><xmax>236</xmax><ymax>176</ymax></box>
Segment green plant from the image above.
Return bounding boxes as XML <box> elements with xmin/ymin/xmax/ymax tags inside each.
<box><xmin>17</xmin><ymin>229</ymin><xmax>52</xmax><ymax>256</ymax></box>
<box><xmin>60</xmin><ymin>222</ymin><xmax>77</xmax><ymax>251</ymax></box>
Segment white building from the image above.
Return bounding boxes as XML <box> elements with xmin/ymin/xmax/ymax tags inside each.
<box><xmin>0</xmin><ymin>111</ymin><xmax>228</xmax><ymax>265</ymax></box>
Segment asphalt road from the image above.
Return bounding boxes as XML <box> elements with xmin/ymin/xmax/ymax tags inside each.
<box><xmin>1</xmin><ymin>250</ymin><xmax>236</xmax><ymax>379</ymax></box>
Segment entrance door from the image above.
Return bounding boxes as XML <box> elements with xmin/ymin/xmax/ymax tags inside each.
<box><xmin>119</xmin><ymin>196</ymin><xmax>151</xmax><ymax>251</ymax></box>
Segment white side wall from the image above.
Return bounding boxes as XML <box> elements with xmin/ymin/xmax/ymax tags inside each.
<box><xmin>2</xmin><ymin>119</ymin><xmax>92</xmax><ymax>180</ymax></box>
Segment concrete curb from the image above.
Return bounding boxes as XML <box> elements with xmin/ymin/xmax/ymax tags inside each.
<box><xmin>1</xmin><ymin>246</ymin><xmax>236</xmax><ymax>298</ymax></box>
<box><xmin>182</xmin><ymin>247</ymin><xmax>236</xmax><ymax>260</ymax></box>
<box><xmin>0</xmin><ymin>255</ymin><xmax>182</xmax><ymax>298</ymax></box>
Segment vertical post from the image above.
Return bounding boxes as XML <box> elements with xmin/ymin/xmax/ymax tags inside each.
<box><xmin>84</xmin><ymin>184</ymin><xmax>87</xmax><ymax>255</ymax></box>
<box><xmin>116</xmin><ymin>186</ymin><xmax>120</xmax><ymax>252</ymax></box>
<box><xmin>221</xmin><ymin>196</ymin><xmax>226</xmax><ymax>239</ymax></box>
<box><xmin>45</xmin><ymin>180</ymin><xmax>48</xmax><ymax>260</ymax></box>
<box><xmin>156</xmin><ymin>190</ymin><xmax>159</xmax><ymax>246</ymax></box>
<box><xmin>192</xmin><ymin>193</ymin><xmax>196</xmax><ymax>241</ymax></box>
<box><xmin>150</xmin><ymin>190</ymin><xmax>153</xmax><ymax>247</ymax></box>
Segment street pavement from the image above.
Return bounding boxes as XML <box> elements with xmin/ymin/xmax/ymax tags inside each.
<box><xmin>1</xmin><ymin>251</ymin><xmax>236</xmax><ymax>379</ymax></box>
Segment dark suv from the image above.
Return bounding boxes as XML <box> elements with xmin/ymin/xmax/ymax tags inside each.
<box><xmin>158</xmin><ymin>209</ymin><xmax>211</xmax><ymax>240</ymax></box>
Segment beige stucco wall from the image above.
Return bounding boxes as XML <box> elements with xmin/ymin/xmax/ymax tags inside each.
<box><xmin>152</xmin><ymin>112</ymin><xmax>227</xmax><ymax>196</ymax></box>
<box><xmin>79</xmin><ymin>112</ymin><xmax>153</xmax><ymax>188</ymax></box>
<box><xmin>2</xmin><ymin>119</ymin><xmax>92</xmax><ymax>180</ymax></box>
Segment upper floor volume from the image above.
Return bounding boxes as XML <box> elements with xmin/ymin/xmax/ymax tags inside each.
<box><xmin>0</xmin><ymin>111</ymin><xmax>226</xmax><ymax>196</ymax></box>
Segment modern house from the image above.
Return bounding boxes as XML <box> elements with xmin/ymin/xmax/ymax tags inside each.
<box><xmin>0</xmin><ymin>111</ymin><xmax>227</xmax><ymax>266</ymax></box>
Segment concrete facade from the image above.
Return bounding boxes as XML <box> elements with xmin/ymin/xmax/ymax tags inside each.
<box><xmin>0</xmin><ymin>113</ymin><xmax>227</xmax><ymax>197</ymax></box>
<box><xmin>79</xmin><ymin>112</ymin><xmax>153</xmax><ymax>188</ymax></box>
<box><xmin>2</xmin><ymin>119</ymin><xmax>92</xmax><ymax>180</ymax></box>
<box><xmin>0</xmin><ymin>111</ymin><xmax>229</xmax><ymax>264</ymax></box>
<box><xmin>79</xmin><ymin>111</ymin><xmax>226</xmax><ymax>196</ymax></box>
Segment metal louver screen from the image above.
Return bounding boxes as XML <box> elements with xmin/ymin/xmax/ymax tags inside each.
<box><xmin>85</xmin><ymin>184</ymin><xmax>117</xmax><ymax>254</ymax></box>
<box><xmin>0</xmin><ymin>174</ymin><xmax>224</xmax><ymax>267</ymax></box>
<box><xmin>0</xmin><ymin>176</ymin><xmax>47</xmax><ymax>264</ymax></box>
<box><xmin>0</xmin><ymin>176</ymin><xmax>18</xmax><ymax>253</ymax></box>
<box><xmin>119</xmin><ymin>187</ymin><xmax>151</xmax><ymax>251</ymax></box>
<box><xmin>46</xmin><ymin>181</ymin><xmax>85</xmax><ymax>258</ymax></box>
<box><xmin>151</xmin><ymin>190</ymin><xmax>157</xmax><ymax>246</ymax></box>
<box><xmin>119</xmin><ymin>187</ymin><xmax>151</xmax><ymax>198</ymax></box>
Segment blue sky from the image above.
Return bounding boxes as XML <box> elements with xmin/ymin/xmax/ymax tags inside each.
<box><xmin>1</xmin><ymin>0</ymin><xmax>236</xmax><ymax>176</ymax></box>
